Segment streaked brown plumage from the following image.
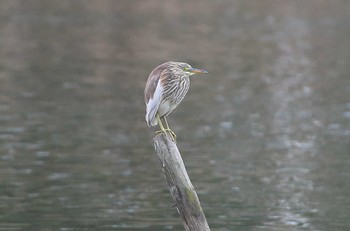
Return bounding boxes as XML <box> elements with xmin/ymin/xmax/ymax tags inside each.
<box><xmin>144</xmin><ymin>61</ymin><xmax>207</xmax><ymax>139</ymax></box>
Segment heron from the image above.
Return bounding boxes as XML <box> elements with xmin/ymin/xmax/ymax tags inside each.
<box><xmin>144</xmin><ymin>61</ymin><xmax>208</xmax><ymax>140</ymax></box>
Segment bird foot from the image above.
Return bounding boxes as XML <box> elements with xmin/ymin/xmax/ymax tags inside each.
<box><xmin>155</xmin><ymin>129</ymin><xmax>177</xmax><ymax>142</ymax></box>
<box><xmin>167</xmin><ymin>129</ymin><xmax>177</xmax><ymax>141</ymax></box>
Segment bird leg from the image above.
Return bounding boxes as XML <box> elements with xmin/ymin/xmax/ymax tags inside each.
<box><xmin>163</xmin><ymin>117</ymin><xmax>177</xmax><ymax>141</ymax></box>
<box><xmin>155</xmin><ymin>114</ymin><xmax>176</xmax><ymax>141</ymax></box>
<box><xmin>155</xmin><ymin>114</ymin><xmax>167</xmax><ymax>133</ymax></box>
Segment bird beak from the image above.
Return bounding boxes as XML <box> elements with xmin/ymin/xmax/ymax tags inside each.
<box><xmin>190</xmin><ymin>68</ymin><xmax>208</xmax><ymax>74</ymax></box>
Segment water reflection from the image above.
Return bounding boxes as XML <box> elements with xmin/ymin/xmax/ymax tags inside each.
<box><xmin>0</xmin><ymin>1</ymin><xmax>350</xmax><ymax>231</ymax></box>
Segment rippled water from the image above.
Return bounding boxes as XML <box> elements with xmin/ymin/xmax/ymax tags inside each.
<box><xmin>1</xmin><ymin>1</ymin><xmax>349</xmax><ymax>231</ymax></box>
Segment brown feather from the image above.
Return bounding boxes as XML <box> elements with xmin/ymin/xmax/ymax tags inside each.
<box><xmin>144</xmin><ymin>62</ymin><xmax>169</xmax><ymax>104</ymax></box>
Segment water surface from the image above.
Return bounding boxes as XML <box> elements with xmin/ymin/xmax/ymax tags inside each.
<box><xmin>0</xmin><ymin>1</ymin><xmax>349</xmax><ymax>230</ymax></box>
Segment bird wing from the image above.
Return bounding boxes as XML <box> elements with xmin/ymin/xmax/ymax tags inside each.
<box><xmin>145</xmin><ymin>80</ymin><xmax>163</xmax><ymax>126</ymax></box>
<box><xmin>144</xmin><ymin>66</ymin><xmax>166</xmax><ymax>127</ymax></box>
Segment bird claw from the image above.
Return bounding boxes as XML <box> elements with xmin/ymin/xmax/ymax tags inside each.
<box><xmin>167</xmin><ymin>129</ymin><xmax>177</xmax><ymax>142</ymax></box>
<box><xmin>155</xmin><ymin>129</ymin><xmax>177</xmax><ymax>142</ymax></box>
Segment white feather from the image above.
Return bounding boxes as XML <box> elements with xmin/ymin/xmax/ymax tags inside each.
<box><xmin>145</xmin><ymin>80</ymin><xmax>163</xmax><ymax>126</ymax></box>
<box><xmin>158</xmin><ymin>99</ymin><xmax>176</xmax><ymax>117</ymax></box>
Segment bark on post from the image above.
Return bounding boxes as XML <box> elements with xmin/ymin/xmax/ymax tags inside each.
<box><xmin>153</xmin><ymin>133</ymin><xmax>210</xmax><ymax>231</ymax></box>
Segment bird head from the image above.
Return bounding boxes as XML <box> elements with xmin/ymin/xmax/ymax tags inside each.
<box><xmin>170</xmin><ymin>62</ymin><xmax>208</xmax><ymax>76</ymax></box>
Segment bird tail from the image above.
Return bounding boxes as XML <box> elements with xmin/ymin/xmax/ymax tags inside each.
<box><xmin>145</xmin><ymin>111</ymin><xmax>158</xmax><ymax>127</ymax></box>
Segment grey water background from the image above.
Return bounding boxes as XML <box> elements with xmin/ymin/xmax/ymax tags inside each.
<box><xmin>1</xmin><ymin>1</ymin><xmax>349</xmax><ymax>230</ymax></box>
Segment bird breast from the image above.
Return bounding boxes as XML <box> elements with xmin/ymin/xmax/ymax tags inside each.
<box><xmin>159</xmin><ymin>75</ymin><xmax>190</xmax><ymax>117</ymax></box>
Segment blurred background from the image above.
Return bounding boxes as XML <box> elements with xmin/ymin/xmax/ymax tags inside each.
<box><xmin>0</xmin><ymin>0</ymin><xmax>349</xmax><ymax>230</ymax></box>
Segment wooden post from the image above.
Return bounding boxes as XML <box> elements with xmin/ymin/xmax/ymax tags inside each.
<box><xmin>153</xmin><ymin>133</ymin><xmax>211</xmax><ymax>231</ymax></box>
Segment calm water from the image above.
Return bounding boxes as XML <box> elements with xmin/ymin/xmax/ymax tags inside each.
<box><xmin>1</xmin><ymin>1</ymin><xmax>350</xmax><ymax>230</ymax></box>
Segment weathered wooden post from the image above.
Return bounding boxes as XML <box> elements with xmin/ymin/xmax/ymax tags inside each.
<box><xmin>153</xmin><ymin>133</ymin><xmax>210</xmax><ymax>231</ymax></box>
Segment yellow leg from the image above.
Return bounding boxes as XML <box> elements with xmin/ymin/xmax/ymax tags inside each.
<box><xmin>163</xmin><ymin>117</ymin><xmax>177</xmax><ymax>141</ymax></box>
<box><xmin>155</xmin><ymin>114</ymin><xmax>177</xmax><ymax>141</ymax></box>
<box><xmin>163</xmin><ymin>117</ymin><xmax>170</xmax><ymax>129</ymax></box>
<box><xmin>156</xmin><ymin>114</ymin><xmax>166</xmax><ymax>133</ymax></box>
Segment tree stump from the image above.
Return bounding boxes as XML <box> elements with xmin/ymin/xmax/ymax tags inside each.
<box><xmin>153</xmin><ymin>133</ymin><xmax>210</xmax><ymax>231</ymax></box>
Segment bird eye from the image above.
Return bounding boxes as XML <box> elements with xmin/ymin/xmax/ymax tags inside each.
<box><xmin>183</xmin><ymin>66</ymin><xmax>190</xmax><ymax>71</ymax></box>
